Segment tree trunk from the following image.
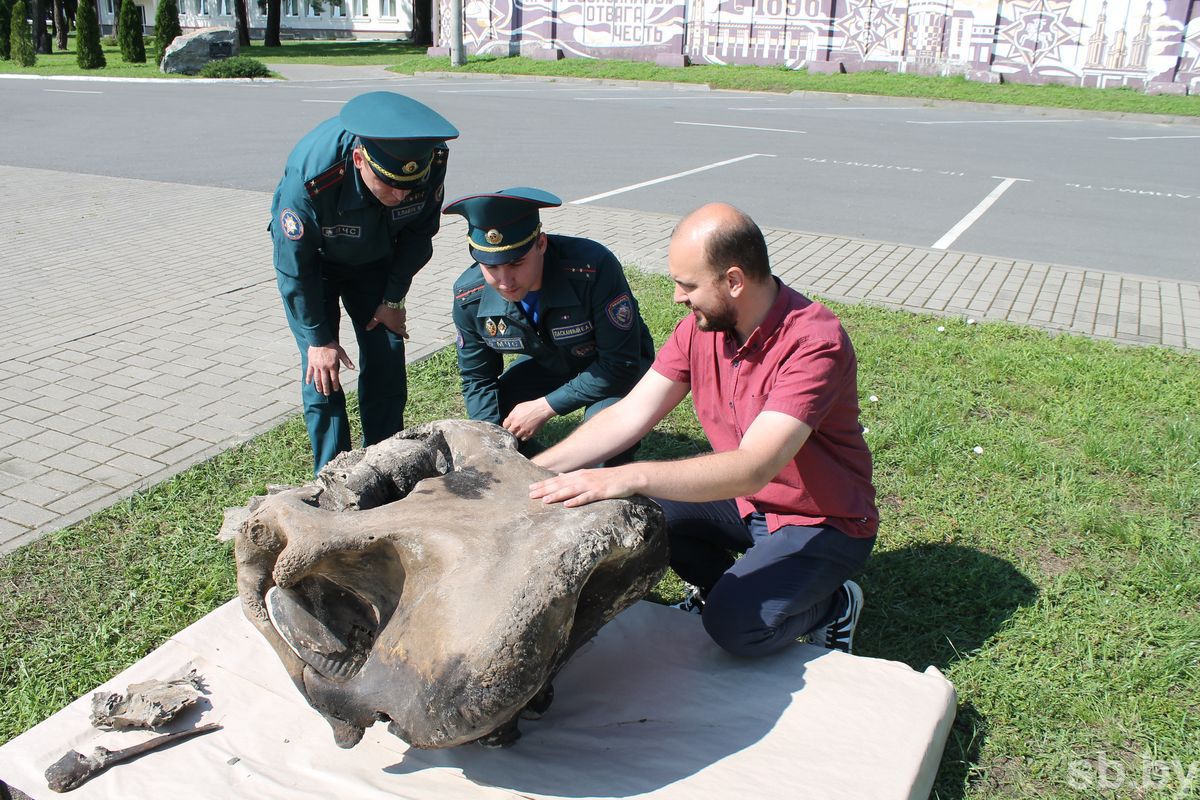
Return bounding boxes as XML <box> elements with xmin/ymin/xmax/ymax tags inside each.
<box><xmin>264</xmin><ymin>0</ymin><xmax>279</xmax><ymax>46</ymax></box>
<box><xmin>32</xmin><ymin>0</ymin><xmax>52</xmax><ymax>52</ymax></box>
<box><xmin>410</xmin><ymin>0</ymin><xmax>430</xmax><ymax>44</ymax></box>
<box><xmin>112</xmin><ymin>0</ymin><xmax>120</xmax><ymax>38</ymax></box>
<box><xmin>53</xmin><ymin>0</ymin><xmax>67</xmax><ymax>49</ymax></box>
<box><xmin>234</xmin><ymin>0</ymin><xmax>249</xmax><ymax>45</ymax></box>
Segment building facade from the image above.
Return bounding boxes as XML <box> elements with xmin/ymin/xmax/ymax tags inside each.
<box><xmin>99</xmin><ymin>0</ymin><xmax>415</xmax><ymax>39</ymax></box>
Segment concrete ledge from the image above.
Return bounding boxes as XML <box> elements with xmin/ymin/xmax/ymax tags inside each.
<box><xmin>528</xmin><ymin>47</ymin><xmax>564</xmax><ymax>61</ymax></box>
<box><xmin>426</xmin><ymin>46</ymin><xmax>449</xmax><ymax>57</ymax></box>
<box><xmin>805</xmin><ymin>60</ymin><xmax>845</xmax><ymax>74</ymax></box>
<box><xmin>1146</xmin><ymin>81</ymin><xmax>1188</xmax><ymax>96</ymax></box>
<box><xmin>654</xmin><ymin>53</ymin><xmax>690</xmax><ymax>68</ymax></box>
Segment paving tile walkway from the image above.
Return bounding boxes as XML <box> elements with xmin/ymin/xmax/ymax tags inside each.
<box><xmin>1</xmin><ymin>163</ymin><xmax>1196</xmax><ymax>554</ymax></box>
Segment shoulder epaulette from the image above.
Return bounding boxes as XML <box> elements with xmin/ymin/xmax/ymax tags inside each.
<box><xmin>455</xmin><ymin>280</ymin><xmax>486</xmax><ymax>306</ymax></box>
<box><xmin>305</xmin><ymin>161</ymin><xmax>348</xmax><ymax>199</ymax></box>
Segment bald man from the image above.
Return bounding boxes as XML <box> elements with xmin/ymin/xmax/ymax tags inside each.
<box><xmin>529</xmin><ymin>203</ymin><xmax>878</xmax><ymax>658</ymax></box>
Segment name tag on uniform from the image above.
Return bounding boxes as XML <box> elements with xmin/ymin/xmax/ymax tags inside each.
<box><xmin>391</xmin><ymin>194</ymin><xmax>426</xmax><ymax>221</ymax></box>
<box><xmin>487</xmin><ymin>337</ymin><xmax>525</xmax><ymax>350</ymax></box>
<box><xmin>550</xmin><ymin>321</ymin><xmax>594</xmax><ymax>341</ymax></box>
<box><xmin>321</xmin><ymin>224</ymin><xmax>362</xmax><ymax>238</ymax></box>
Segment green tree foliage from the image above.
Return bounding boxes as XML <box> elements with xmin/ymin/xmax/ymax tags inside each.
<box><xmin>0</xmin><ymin>0</ymin><xmax>12</xmax><ymax>60</ymax></box>
<box><xmin>152</xmin><ymin>0</ymin><xmax>179</xmax><ymax>65</ymax></box>
<box><xmin>74</xmin><ymin>0</ymin><xmax>104</xmax><ymax>68</ymax></box>
<box><xmin>9</xmin><ymin>0</ymin><xmax>36</xmax><ymax>66</ymax></box>
<box><xmin>117</xmin><ymin>0</ymin><xmax>144</xmax><ymax>62</ymax></box>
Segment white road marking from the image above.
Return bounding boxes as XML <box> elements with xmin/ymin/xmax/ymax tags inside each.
<box><xmin>571</xmin><ymin>153</ymin><xmax>776</xmax><ymax>205</ymax></box>
<box><xmin>437</xmin><ymin>88</ymin><xmax>537</xmax><ymax>93</ymax></box>
<box><xmin>907</xmin><ymin>119</ymin><xmax>1082</xmax><ymax>125</ymax></box>
<box><xmin>675</xmin><ymin>121</ymin><xmax>805</xmax><ymax>134</ymax></box>
<box><xmin>576</xmin><ymin>95</ymin><xmax>736</xmax><ymax>101</ymax></box>
<box><xmin>730</xmin><ymin>106</ymin><xmax>924</xmax><ymax>111</ymax></box>
<box><xmin>1108</xmin><ymin>135</ymin><xmax>1200</xmax><ymax>141</ymax></box>
<box><xmin>932</xmin><ymin>176</ymin><xmax>1029</xmax><ymax>250</ymax></box>
<box><xmin>44</xmin><ymin>89</ymin><xmax>103</xmax><ymax>94</ymax></box>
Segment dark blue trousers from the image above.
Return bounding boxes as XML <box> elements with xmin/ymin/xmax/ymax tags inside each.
<box><xmin>285</xmin><ymin>264</ymin><xmax>407</xmax><ymax>474</ymax></box>
<box><xmin>497</xmin><ymin>357</ymin><xmax>632</xmax><ymax>463</ymax></box>
<box><xmin>656</xmin><ymin>498</ymin><xmax>875</xmax><ymax>657</ymax></box>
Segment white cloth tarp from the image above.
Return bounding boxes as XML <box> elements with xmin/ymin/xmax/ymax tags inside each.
<box><xmin>0</xmin><ymin>599</ymin><xmax>956</xmax><ymax>799</ymax></box>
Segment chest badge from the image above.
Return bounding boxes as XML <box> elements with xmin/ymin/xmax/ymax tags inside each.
<box><xmin>497</xmin><ymin>319</ymin><xmax>508</xmax><ymax>335</ymax></box>
<box><xmin>484</xmin><ymin>318</ymin><xmax>497</xmax><ymax>336</ymax></box>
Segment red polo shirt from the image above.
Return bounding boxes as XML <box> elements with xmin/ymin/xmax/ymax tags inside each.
<box><xmin>652</xmin><ymin>280</ymin><xmax>878</xmax><ymax>539</ymax></box>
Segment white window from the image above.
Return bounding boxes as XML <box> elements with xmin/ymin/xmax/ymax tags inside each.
<box><xmin>381</xmin><ymin>0</ymin><xmax>395</xmax><ymax>16</ymax></box>
<box><xmin>105</xmin><ymin>0</ymin><xmax>114</xmax><ymax>14</ymax></box>
<box><xmin>353</xmin><ymin>0</ymin><xmax>366</xmax><ymax>15</ymax></box>
<box><xmin>218</xmin><ymin>0</ymin><xmax>230</xmax><ymax>14</ymax></box>
<box><xmin>198</xmin><ymin>0</ymin><xmax>209</xmax><ymax>14</ymax></box>
<box><xmin>307</xmin><ymin>0</ymin><xmax>320</xmax><ymax>15</ymax></box>
<box><xmin>284</xmin><ymin>0</ymin><xmax>298</xmax><ymax>15</ymax></box>
<box><xmin>176</xmin><ymin>0</ymin><xmax>186</xmax><ymax>12</ymax></box>
<box><xmin>331</xmin><ymin>0</ymin><xmax>344</xmax><ymax>16</ymax></box>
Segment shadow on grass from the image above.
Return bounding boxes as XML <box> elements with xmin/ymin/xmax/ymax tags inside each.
<box><xmin>858</xmin><ymin>544</ymin><xmax>1037</xmax><ymax>800</ymax></box>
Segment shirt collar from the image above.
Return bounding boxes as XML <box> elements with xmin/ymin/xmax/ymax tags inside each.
<box><xmin>338</xmin><ymin>155</ymin><xmax>373</xmax><ymax>214</ymax></box>
<box><xmin>729</xmin><ymin>278</ymin><xmax>795</xmax><ymax>358</ymax></box>
<box><xmin>474</xmin><ymin>239</ymin><xmax>579</xmax><ymax>318</ymax></box>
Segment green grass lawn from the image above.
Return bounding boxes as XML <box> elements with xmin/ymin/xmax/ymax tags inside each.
<box><xmin>1</xmin><ymin>269</ymin><xmax>1197</xmax><ymax>798</ymax></box>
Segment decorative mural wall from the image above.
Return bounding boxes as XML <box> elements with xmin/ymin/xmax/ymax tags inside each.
<box><xmin>435</xmin><ymin>0</ymin><xmax>1200</xmax><ymax>90</ymax></box>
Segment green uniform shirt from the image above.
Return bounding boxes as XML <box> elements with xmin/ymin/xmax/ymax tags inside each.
<box><xmin>270</xmin><ymin>116</ymin><xmax>448</xmax><ymax>347</ymax></box>
<box><xmin>452</xmin><ymin>235</ymin><xmax>654</xmax><ymax>424</ymax></box>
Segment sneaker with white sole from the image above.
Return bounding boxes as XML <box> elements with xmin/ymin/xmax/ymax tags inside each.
<box><xmin>669</xmin><ymin>586</ymin><xmax>705</xmax><ymax>615</ymax></box>
<box><xmin>805</xmin><ymin>580</ymin><xmax>863</xmax><ymax>654</ymax></box>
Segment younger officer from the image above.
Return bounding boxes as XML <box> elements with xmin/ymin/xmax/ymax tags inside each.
<box><xmin>271</xmin><ymin>91</ymin><xmax>458</xmax><ymax>473</ymax></box>
<box><xmin>447</xmin><ymin>188</ymin><xmax>653</xmax><ymax>460</ymax></box>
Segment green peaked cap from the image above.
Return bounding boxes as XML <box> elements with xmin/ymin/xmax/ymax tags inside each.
<box><xmin>442</xmin><ymin>187</ymin><xmax>562</xmax><ymax>265</ymax></box>
<box><xmin>340</xmin><ymin>91</ymin><xmax>459</xmax><ymax>188</ymax></box>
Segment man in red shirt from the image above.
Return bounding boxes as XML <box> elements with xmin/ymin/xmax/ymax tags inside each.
<box><xmin>530</xmin><ymin>203</ymin><xmax>877</xmax><ymax>657</ymax></box>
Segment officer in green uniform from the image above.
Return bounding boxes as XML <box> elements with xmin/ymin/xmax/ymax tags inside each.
<box><xmin>447</xmin><ymin>188</ymin><xmax>654</xmax><ymax>461</ymax></box>
<box><xmin>271</xmin><ymin>91</ymin><xmax>458</xmax><ymax>474</ymax></box>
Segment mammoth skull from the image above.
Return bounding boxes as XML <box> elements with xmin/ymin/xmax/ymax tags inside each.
<box><xmin>235</xmin><ymin>419</ymin><xmax>667</xmax><ymax>749</ymax></box>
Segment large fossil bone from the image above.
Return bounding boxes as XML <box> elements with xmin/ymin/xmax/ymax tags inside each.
<box><xmin>235</xmin><ymin>419</ymin><xmax>667</xmax><ymax>749</ymax></box>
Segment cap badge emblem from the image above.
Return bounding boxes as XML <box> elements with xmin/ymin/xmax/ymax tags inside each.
<box><xmin>402</xmin><ymin>161</ymin><xmax>419</xmax><ymax>175</ymax></box>
<box><xmin>485</xmin><ymin>229</ymin><xmax>504</xmax><ymax>245</ymax></box>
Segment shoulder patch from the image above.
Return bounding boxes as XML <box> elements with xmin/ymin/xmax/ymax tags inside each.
<box><xmin>606</xmin><ymin>293</ymin><xmax>635</xmax><ymax>331</ymax></box>
<box><xmin>279</xmin><ymin>208</ymin><xmax>304</xmax><ymax>241</ymax></box>
<box><xmin>305</xmin><ymin>161</ymin><xmax>347</xmax><ymax>199</ymax></box>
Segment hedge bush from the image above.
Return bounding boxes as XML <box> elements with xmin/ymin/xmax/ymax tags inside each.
<box><xmin>75</xmin><ymin>0</ymin><xmax>106</xmax><ymax>69</ymax></box>
<box><xmin>117</xmin><ymin>0</ymin><xmax>145</xmax><ymax>63</ymax></box>
<box><xmin>152</xmin><ymin>0</ymin><xmax>180</xmax><ymax>65</ymax></box>
<box><xmin>198</xmin><ymin>55</ymin><xmax>270</xmax><ymax>78</ymax></box>
<box><xmin>9</xmin><ymin>0</ymin><xmax>34</xmax><ymax>66</ymax></box>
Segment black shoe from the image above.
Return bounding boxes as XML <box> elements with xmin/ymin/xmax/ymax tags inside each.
<box><xmin>804</xmin><ymin>580</ymin><xmax>863</xmax><ymax>654</ymax></box>
<box><xmin>477</xmin><ymin>718</ymin><xmax>521</xmax><ymax>748</ymax></box>
<box><xmin>669</xmin><ymin>585</ymin><xmax>705</xmax><ymax>615</ymax></box>
<box><xmin>520</xmin><ymin>683</ymin><xmax>554</xmax><ymax>720</ymax></box>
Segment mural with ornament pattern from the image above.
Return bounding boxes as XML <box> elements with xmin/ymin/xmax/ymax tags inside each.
<box><xmin>435</xmin><ymin>0</ymin><xmax>1199</xmax><ymax>90</ymax></box>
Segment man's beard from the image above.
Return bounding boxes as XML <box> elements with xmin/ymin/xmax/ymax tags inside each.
<box><xmin>693</xmin><ymin>296</ymin><xmax>737</xmax><ymax>333</ymax></box>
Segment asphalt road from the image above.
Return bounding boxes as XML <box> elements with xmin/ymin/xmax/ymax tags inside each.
<box><xmin>3</xmin><ymin>73</ymin><xmax>1198</xmax><ymax>280</ymax></box>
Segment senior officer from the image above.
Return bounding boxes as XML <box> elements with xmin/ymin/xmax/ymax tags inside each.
<box><xmin>447</xmin><ymin>188</ymin><xmax>654</xmax><ymax>462</ymax></box>
<box><xmin>271</xmin><ymin>91</ymin><xmax>458</xmax><ymax>474</ymax></box>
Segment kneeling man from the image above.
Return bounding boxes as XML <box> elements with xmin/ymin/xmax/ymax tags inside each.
<box><xmin>529</xmin><ymin>203</ymin><xmax>878</xmax><ymax>657</ymax></box>
<box><xmin>447</xmin><ymin>188</ymin><xmax>654</xmax><ymax>463</ymax></box>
